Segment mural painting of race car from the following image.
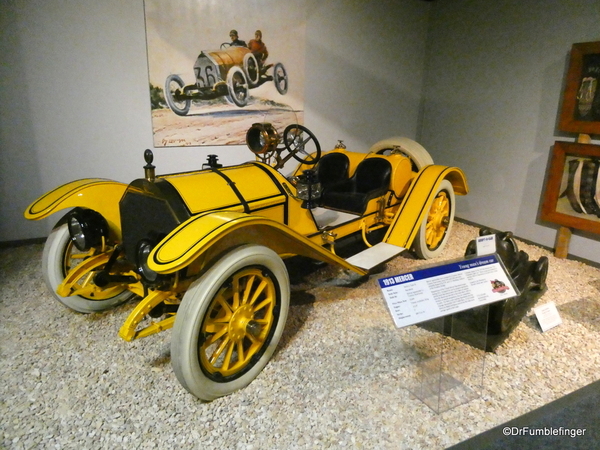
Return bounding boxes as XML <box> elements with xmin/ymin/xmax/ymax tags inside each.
<box><xmin>24</xmin><ymin>122</ymin><xmax>468</xmax><ymax>401</ymax></box>
<box><xmin>164</xmin><ymin>43</ymin><xmax>288</xmax><ymax>115</ymax></box>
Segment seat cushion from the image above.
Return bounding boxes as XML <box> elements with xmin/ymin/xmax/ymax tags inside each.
<box><xmin>320</xmin><ymin>157</ymin><xmax>392</xmax><ymax>214</ymax></box>
<box><xmin>322</xmin><ymin>188</ymin><xmax>387</xmax><ymax>214</ymax></box>
<box><xmin>316</xmin><ymin>153</ymin><xmax>350</xmax><ymax>188</ymax></box>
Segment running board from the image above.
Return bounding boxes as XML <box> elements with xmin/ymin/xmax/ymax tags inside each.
<box><xmin>345</xmin><ymin>242</ymin><xmax>405</xmax><ymax>271</ymax></box>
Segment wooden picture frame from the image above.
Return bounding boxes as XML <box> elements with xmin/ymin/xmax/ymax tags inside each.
<box><xmin>541</xmin><ymin>141</ymin><xmax>600</xmax><ymax>234</ymax></box>
<box><xmin>558</xmin><ymin>41</ymin><xmax>600</xmax><ymax>135</ymax></box>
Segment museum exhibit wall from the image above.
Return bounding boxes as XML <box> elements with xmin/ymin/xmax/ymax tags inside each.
<box><xmin>1</xmin><ymin>0</ymin><xmax>599</xmax><ymax>265</ymax></box>
<box><xmin>0</xmin><ymin>0</ymin><xmax>430</xmax><ymax>243</ymax></box>
<box><xmin>418</xmin><ymin>0</ymin><xmax>600</xmax><ymax>264</ymax></box>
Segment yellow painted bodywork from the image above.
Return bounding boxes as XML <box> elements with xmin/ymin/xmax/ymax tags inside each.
<box><xmin>384</xmin><ymin>165</ymin><xmax>468</xmax><ymax>248</ymax></box>
<box><xmin>163</xmin><ymin>165</ymin><xmax>286</xmax><ymax>214</ymax></box>
<box><xmin>25</xmin><ymin>150</ymin><xmax>468</xmax><ymax>345</ymax></box>
<box><xmin>162</xmin><ymin>162</ymin><xmax>320</xmax><ymax>238</ymax></box>
<box><xmin>148</xmin><ymin>210</ymin><xmax>368</xmax><ymax>276</ymax></box>
<box><xmin>24</xmin><ymin>178</ymin><xmax>127</xmax><ymax>241</ymax></box>
<box><xmin>365</xmin><ymin>153</ymin><xmax>414</xmax><ymax>199</ymax></box>
<box><xmin>146</xmin><ymin>158</ymin><xmax>467</xmax><ymax>278</ymax></box>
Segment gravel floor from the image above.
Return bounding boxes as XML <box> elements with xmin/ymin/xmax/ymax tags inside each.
<box><xmin>1</xmin><ymin>221</ymin><xmax>600</xmax><ymax>449</ymax></box>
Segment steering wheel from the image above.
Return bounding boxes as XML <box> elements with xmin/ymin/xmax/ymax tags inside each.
<box><xmin>220</xmin><ymin>42</ymin><xmax>231</xmax><ymax>49</ymax></box>
<box><xmin>283</xmin><ymin>124</ymin><xmax>321</xmax><ymax>165</ymax></box>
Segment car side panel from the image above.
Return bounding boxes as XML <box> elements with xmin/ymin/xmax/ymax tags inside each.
<box><xmin>147</xmin><ymin>211</ymin><xmax>367</xmax><ymax>276</ymax></box>
<box><xmin>384</xmin><ymin>165</ymin><xmax>468</xmax><ymax>249</ymax></box>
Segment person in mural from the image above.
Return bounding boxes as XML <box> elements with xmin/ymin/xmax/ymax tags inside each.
<box><xmin>229</xmin><ymin>29</ymin><xmax>246</xmax><ymax>47</ymax></box>
<box><xmin>248</xmin><ymin>30</ymin><xmax>269</xmax><ymax>67</ymax></box>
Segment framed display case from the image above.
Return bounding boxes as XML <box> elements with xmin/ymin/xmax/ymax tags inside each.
<box><xmin>541</xmin><ymin>141</ymin><xmax>600</xmax><ymax>234</ymax></box>
<box><xmin>558</xmin><ymin>41</ymin><xmax>600</xmax><ymax>135</ymax></box>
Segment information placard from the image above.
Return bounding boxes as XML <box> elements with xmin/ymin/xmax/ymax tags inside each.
<box><xmin>534</xmin><ymin>302</ymin><xmax>562</xmax><ymax>332</ymax></box>
<box><xmin>379</xmin><ymin>254</ymin><xmax>517</xmax><ymax>328</ymax></box>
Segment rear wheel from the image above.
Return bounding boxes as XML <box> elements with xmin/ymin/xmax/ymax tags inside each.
<box><xmin>171</xmin><ymin>245</ymin><xmax>290</xmax><ymax>401</ymax></box>
<box><xmin>164</xmin><ymin>74</ymin><xmax>191</xmax><ymax>116</ymax></box>
<box><xmin>43</xmin><ymin>223</ymin><xmax>133</xmax><ymax>313</ymax></box>
<box><xmin>488</xmin><ymin>298</ymin><xmax>516</xmax><ymax>334</ymax></box>
<box><xmin>244</xmin><ymin>53</ymin><xmax>260</xmax><ymax>87</ymax></box>
<box><xmin>273</xmin><ymin>63</ymin><xmax>288</xmax><ymax>95</ymax></box>
<box><xmin>412</xmin><ymin>180</ymin><xmax>455</xmax><ymax>259</ymax></box>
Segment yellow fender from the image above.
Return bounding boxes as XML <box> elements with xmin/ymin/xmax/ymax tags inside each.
<box><xmin>384</xmin><ymin>165</ymin><xmax>468</xmax><ymax>249</ymax></box>
<box><xmin>24</xmin><ymin>178</ymin><xmax>128</xmax><ymax>239</ymax></box>
<box><xmin>148</xmin><ymin>211</ymin><xmax>368</xmax><ymax>276</ymax></box>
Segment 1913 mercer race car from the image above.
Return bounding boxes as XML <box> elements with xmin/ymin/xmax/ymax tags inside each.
<box><xmin>164</xmin><ymin>43</ymin><xmax>288</xmax><ymax>114</ymax></box>
<box><xmin>24</xmin><ymin>123</ymin><xmax>468</xmax><ymax>401</ymax></box>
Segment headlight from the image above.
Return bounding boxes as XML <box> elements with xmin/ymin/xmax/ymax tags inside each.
<box><xmin>67</xmin><ymin>209</ymin><xmax>108</xmax><ymax>251</ymax></box>
<box><xmin>136</xmin><ymin>240</ymin><xmax>159</xmax><ymax>283</ymax></box>
<box><xmin>246</xmin><ymin>122</ymin><xmax>279</xmax><ymax>155</ymax></box>
<box><xmin>296</xmin><ymin>169</ymin><xmax>322</xmax><ymax>209</ymax></box>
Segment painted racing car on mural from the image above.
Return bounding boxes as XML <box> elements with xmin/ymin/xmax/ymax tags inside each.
<box><xmin>25</xmin><ymin>123</ymin><xmax>468</xmax><ymax>401</ymax></box>
<box><xmin>164</xmin><ymin>43</ymin><xmax>288</xmax><ymax>114</ymax></box>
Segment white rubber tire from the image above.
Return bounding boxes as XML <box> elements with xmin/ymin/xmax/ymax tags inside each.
<box><xmin>171</xmin><ymin>244</ymin><xmax>290</xmax><ymax>401</ymax></box>
<box><xmin>412</xmin><ymin>180</ymin><xmax>455</xmax><ymax>259</ymax></box>
<box><xmin>226</xmin><ymin>66</ymin><xmax>249</xmax><ymax>107</ymax></box>
<box><xmin>42</xmin><ymin>224</ymin><xmax>133</xmax><ymax>313</ymax></box>
<box><xmin>369</xmin><ymin>137</ymin><xmax>434</xmax><ymax>170</ymax></box>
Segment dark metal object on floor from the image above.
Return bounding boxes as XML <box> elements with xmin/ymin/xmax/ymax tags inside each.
<box><xmin>422</xmin><ymin>228</ymin><xmax>549</xmax><ymax>352</ymax></box>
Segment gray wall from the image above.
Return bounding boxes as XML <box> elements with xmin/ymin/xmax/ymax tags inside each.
<box><xmin>1</xmin><ymin>0</ymin><xmax>599</xmax><ymax>264</ymax></box>
<box><xmin>0</xmin><ymin>0</ymin><xmax>430</xmax><ymax>240</ymax></box>
<box><xmin>419</xmin><ymin>0</ymin><xmax>600</xmax><ymax>263</ymax></box>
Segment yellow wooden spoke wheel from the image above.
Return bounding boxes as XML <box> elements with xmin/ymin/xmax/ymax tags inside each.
<box><xmin>425</xmin><ymin>190</ymin><xmax>450</xmax><ymax>249</ymax></box>
<box><xmin>43</xmin><ymin>223</ymin><xmax>133</xmax><ymax>313</ymax></box>
<box><xmin>412</xmin><ymin>180</ymin><xmax>455</xmax><ymax>259</ymax></box>
<box><xmin>171</xmin><ymin>244</ymin><xmax>290</xmax><ymax>401</ymax></box>
<box><xmin>200</xmin><ymin>267</ymin><xmax>277</xmax><ymax>377</ymax></box>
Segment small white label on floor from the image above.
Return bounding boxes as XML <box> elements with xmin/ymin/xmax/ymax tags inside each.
<box><xmin>534</xmin><ymin>302</ymin><xmax>562</xmax><ymax>332</ymax></box>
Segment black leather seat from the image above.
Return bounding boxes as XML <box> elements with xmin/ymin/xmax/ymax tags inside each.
<box><xmin>321</xmin><ymin>157</ymin><xmax>392</xmax><ymax>214</ymax></box>
<box><xmin>316</xmin><ymin>152</ymin><xmax>350</xmax><ymax>189</ymax></box>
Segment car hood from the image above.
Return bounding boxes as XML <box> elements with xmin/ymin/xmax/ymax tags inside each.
<box><xmin>161</xmin><ymin>162</ymin><xmax>286</xmax><ymax>214</ymax></box>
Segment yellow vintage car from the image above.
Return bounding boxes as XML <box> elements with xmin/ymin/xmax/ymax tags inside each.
<box><xmin>24</xmin><ymin>123</ymin><xmax>468</xmax><ymax>401</ymax></box>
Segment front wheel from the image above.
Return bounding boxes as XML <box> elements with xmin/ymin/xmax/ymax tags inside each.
<box><xmin>412</xmin><ymin>179</ymin><xmax>455</xmax><ymax>259</ymax></box>
<box><xmin>43</xmin><ymin>223</ymin><xmax>133</xmax><ymax>313</ymax></box>
<box><xmin>164</xmin><ymin>74</ymin><xmax>191</xmax><ymax>116</ymax></box>
<box><xmin>226</xmin><ymin>67</ymin><xmax>249</xmax><ymax>107</ymax></box>
<box><xmin>171</xmin><ymin>244</ymin><xmax>290</xmax><ymax>401</ymax></box>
